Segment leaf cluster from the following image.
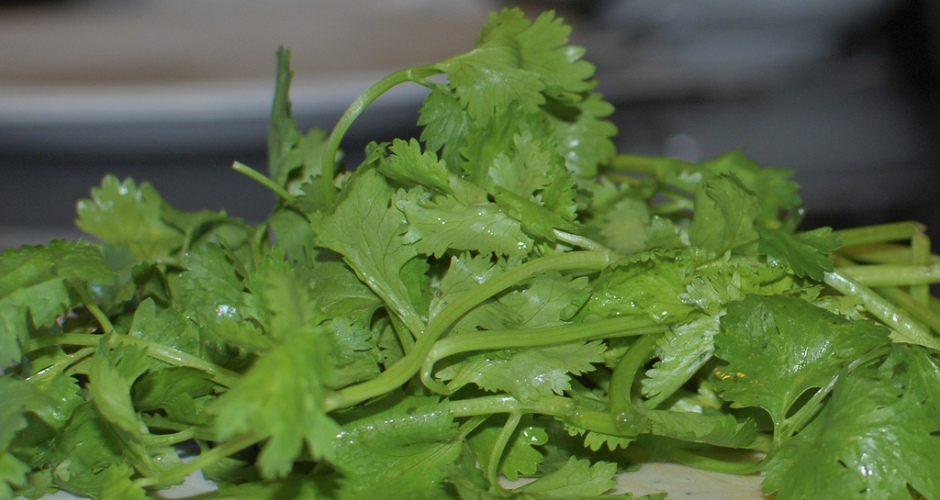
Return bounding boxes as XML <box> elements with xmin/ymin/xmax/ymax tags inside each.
<box><xmin>4</xmin><ymin>8</ymin><xmax>940</xmax><ymax>500</ymax></box>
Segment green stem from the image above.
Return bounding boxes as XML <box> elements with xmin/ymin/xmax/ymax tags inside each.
<box><xmin>669</xmin><ymin>448</ymin><xmax>766</xmax><ymax>475</ymax></box>
<box><xmin>136</xmin><ymin>433</ymin><xmax>259</xmax><ymax>488</ymax></box>
<box><xmin>233</xmin><ymin>161</ymin><xmax>295</xmax><ymax>204</ymax></box>
<box><xmin>608</xmin><ymin>154</ymin><xmax>697</xmax><ymax>179</ymax></box>
<box><xmin>834</xmin><ymin>221</ymin><xmax>925</xmax><ymax>247</ymax></box>
<box><xmin>910</xmin><ymin>230</ymin><xmax>931</xmax><ymax>304</ymax></box>
<box><xmin>421</xmin><ymin>317</ymin><xmax>667</xmax><ymax>394</ymax></box>
<box><xmin>142</xmin><ymin>427</ymin><xmax>198</xmax><ymax>447</ymax></box>
<box><xmin>128</xmin><ymin>337</ymin><xmax>241</xmax><ymax>388</ymax></box>
<box><xmin>327</xmin><ymin>250</ymin><xmax>617</xmax><ymax>411</ymax></box>
<box><xmin>836</xmin><ymin>243</ymin><xmax>940</xmax><ymax>265</ymax></box>
<box><xmin>449</xmin><ymin>395</ymin><xmax>622</xmax><ymax>435</ymax></box>
<box><xmin>27</xmin><ymin>332</ymin><xmax>241</xmax><ymax>388</ymax></box>
<box><xmin>320</xmin><ymin>66</ymin><xmax>441</xmax><ymax>206</ymax></box>
<box><xmin>838</xmin><ymin>264</ymin><xmax>940</xmax><ymax>287</ymax></box>
<box><xmin>488</xmin><ymin>412</ymin><xmax>522</xmax><ymax>488</ymax></box>
<box><xmin>608</xmin><ymin>334</ymin><xmax>658</xmax><ymax>434</ymax></box>
<box><xmin>875</xmin><ymin>287</ymin><xmax>940</xmax><ymax>335</ymax></box>
<box><xmin>552</xmin><ymin>229</ymin><xmax>611</xmax><ymax>252</ymax></box>
<box><xmin>823</xmin><ymin>270</ymin><xmax>940</xmax><ymax>350</ymax></box>
<box><xmin>27</xmin><ymin>333</ymin><xmax>100</xmax><ymax>351</ymax></box>
<box><xmin>78</xmin><ymin>291</ymin><xmax>115</xmax><ymax>334</ymax></box>
<box><xmin>141</xmin><ymin>415</ymin><xmax>218</xmax><ymax>442</ymax></box>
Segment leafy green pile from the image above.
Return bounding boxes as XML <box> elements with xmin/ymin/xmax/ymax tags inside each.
<box><xmin>4</xmin><ymin>8</ymin><xmax>940</xmax><ymax>500</ymax></box>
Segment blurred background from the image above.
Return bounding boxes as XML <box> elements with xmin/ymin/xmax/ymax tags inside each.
<box><xmin>2</xmin><ymin>0</ymin><xmax>939</xmax><ymax>248</ymax></box>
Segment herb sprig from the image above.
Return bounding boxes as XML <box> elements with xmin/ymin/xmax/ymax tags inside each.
<box><xmin>4</xmin><ymin>8</ymin><xmax>940</xmax><ymax>500</ymax></box>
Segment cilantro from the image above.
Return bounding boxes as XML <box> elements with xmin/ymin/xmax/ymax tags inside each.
<box><xmin>5</xmin><ymin>7</ymin><xmax>940</xmax><ymax>500</ymax></box>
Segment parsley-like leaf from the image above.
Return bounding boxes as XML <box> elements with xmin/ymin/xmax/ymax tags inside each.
<box><xmin>76</xmin><ymin>176</ymin><xmax>183</xmax><ymax>260</ymax></box>
<box><xmin>757</xmin><ymin>226</ymin><xmax>841</xmax><ymax>281</ymax></box>
<box><xmin>763</xmin><ymin>345</ymin><xmax>940</xmax><ymax>499</ymax></box>
<box><xmin>715</xmin><ymin>295</ymin><xmax>891</xmax><ymax>427</ymax></box>
<box><xmin>311</xmin><ymin>168</ymin><xmax>425</xmax><ymax>337</ymax></box>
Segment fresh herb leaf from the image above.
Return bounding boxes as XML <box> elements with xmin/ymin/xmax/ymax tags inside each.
<box><xmin>714</xmin><ymin>295</ymin><xmax>891</xmax><ymax>428</ymax></box>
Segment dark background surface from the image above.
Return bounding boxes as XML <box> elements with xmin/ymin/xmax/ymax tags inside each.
<box><xmin>2</xmin><ymin>0</ymin><xmax>938</xmax><ymax>247</ymax></box>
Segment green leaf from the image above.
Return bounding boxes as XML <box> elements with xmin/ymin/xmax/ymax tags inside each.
<box><xmin>129</xmin><ymin>298</ymin><xmax>201</xmax><ymax>362</ymax></box>
<box><xmin>653</xmin><ymin>150</ymin><xmax>801</xmax><ymax>225</ymax></box>
<box><xmin>544</xmin><ymin>93</ymin><xmax>617</xmax><ymax>179</ymax></box>
<box><xmin>757</xmin><ymin>226</ymin><xmax>841</xmax><ymax>281</ymax></box>
<box><xmin>577</xmin><ymin>251</ymin><xmax>698</xmax><ymax>323</ymax></box>
<box><xmin>418</xmin><ymin>88</ymin><xmax>471</xmax><ymax>172</ymax></box>
<box><xmin>309</xmin><ymin>259</ymin><xmax>384</xmax><ymax>325</ymax></box>
<box><xmin>437</xmin><ymin>9</ymin><xmax>546</xmax><ymax>124</ymax></box>
<box><xmin>436</xmin><ymin>341</ymin><xmax>606</xmax><ymax>401</ymax></box>
<box><xmin>324</xmin><ymin>317</ymin><xmax>381</xmax><ymax>388</ymax></box>
<box><xmin>76</xmin><ymin>176</ymin><xmax>183</xmax><ymax>260</ymax></box>
<box><xmin>332</xmin><ymin>395</ymin><xmax>461</xmax><ymax>500</ymax></box>
<box><xmin>216</xmin><ymin>475</ymin><xmax>329</xmax><ymax>500</ymax></box>
<box><xmin>311</xmin><ymin>168</ymin><xmax>425</xmax><ymax>337</ymax></box>
<box><xmin>688</xmin><ymin>174</ymin><xmax>761</xmax><ymax>255</ymax></box>
<box><xmin>268</xmin><ymin>47</ymin><xmax>303</xmax><ymax>184</ymax></box>
<box><xmin>514</xmin><ymin>11</ymin><xmax>596</xmax><ymax>98</ymax></box>
<box><xmin>714</xmin><ymin>295</ymin><xmax>891</xmax><ymax>427</ymax></box>
<box><xmin>378</xmin><ymin>138</ymin><xmax>453</xmax><ymax>195</ymax></box>
<box><xmin>429</xmin><ymin>253</ymin><xmax>518</xmax><ymax>334</ymax></box>
<box><xmin>499</xmin><ymin>272</ymin><xmax>591</xmax><ymax>328</ymax></box>
<box><xmin>175</xmin><ymin>243</ymin><xmax>250</xmax><ymax>327</ymax></box>
<box><xmin>398</xmin><ymin>191</ymin><xmax>534</xmax><ymax>259</ymax></box>
<box><xmin>588</xmin><ymin>196</ymin><xmax>650</xmax><ymax>255</ymax></box>
<box><xmin>643</xmin><ymin>314</ymin><xmax>720</xmax><ymax>408</ymax></box>
<box><xmin>133</xmin><ymin>367</ymin><xmax>216</xmax><ymax>425</ymax></box>
<box><xmin>563</xmin><ymin>425</ymin><xmax>635</xmax><ymax>452</ymax></box>
<box><xmin>697</xmin><ymin>151</ymin><xmax>802</xmax><ymax>225</ymax></box>
<box><xmin>52</xmin><ymin>403</ymin><xmax>127</xmax><ymax>497</ymax></box>
<box><xmin>98</xmin><ymin>463</ymin><xmax>147</xmax><ymax>500</ymax></box>
<box><xmin>643</xmin><ymin>409</ymin><xmax>758</xmax><ymax>448</ymax></box>
<box><xmin>514</xmin><ymin>456</ymin><xmax>619</xmax><ymax>497</ymax></box>
<box><xmin>487</xmin><ymin>132</ymin><xmax>564</xmax><ymax>204</ymax></box>
<box><xmin>87</xmin><ymin>340</ymin><xmax>176</xmax><ymax>478</ymax></box>
<box><xmin>211</xmin><ymin>327</ymin><xmax>341</xmax><ymax>478</ymax></box>
<box><xmin>763</xmin><ymin>345</ymin><xmax>940</xmax><ymax>499</ymax></box>
<box><xmin>467</xmin><ymin>415</ymin><xmax>548</xmax><ymax>481</ymax></box>
<box><xmin>0</xmin><ymin>240</ymin><xmax>114</xmax><ymax>367</ymax></box>
<box><xmin>0</xmin><ymin>452</ymin><xmax>30</xmax><ymax>500</ymax></box>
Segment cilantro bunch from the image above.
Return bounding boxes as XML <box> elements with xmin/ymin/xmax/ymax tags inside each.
<box><xmin>4</xmin><ymin>8</ymin><xmax>940</xmax><ymax>500</ymax></box>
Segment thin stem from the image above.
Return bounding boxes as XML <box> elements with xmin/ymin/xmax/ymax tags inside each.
<box><xmin>910</xmin><ymin>229</ymin><xmax>931</xmax><ymax>304</ymax></box>
<box><xmin>487</xmin><ymin>412</ymin><xmax>522</xmax><ymax>488</ymax></box>
<box><xmin>837</xmin><ymin>264</ymin><xmax>940</xmax><ymax>287</ymax></box>
<box><xmin>608</xmin><ymin>334</ymin><xmax>658</xmax><ymax>434</ymax></box>
<box><xmin>25</xmin><ymin>346</ymin><xmax>96</xmax><ymax>381</ymax></box>
<box><xmin>142</xmin><ymin>427</ymin><xmax>198</xmax><ymax>447</ymax></box>
<box><xmin>135</xmin><ymin>433</ymin><xmax>260</xmax><ymax>488</ymax></box>
<box><xmin>327</xmin><ymin>250</ymin><xmax>617</xmax><ymax>411</ymax></box>
<box><xmin>320</xmin><ymin>66</ymin><xmax>441</xmax><ymax>206</ymax></box>
<box><xmin>27</xmin><ymin>333</ymin><xmax>100</xmax><ymax>352</ymax></box>
<box><xmin>449</xmin><ymin>395</ymin><xmax>622</xmax><ymax>435</ymax></box>
<box><xmin>421</xmin><ymin>317</ymin><xmax>667</xmax><ymax>394</ymax></box>
<box><xmin>552</xmin><ymin>229</ymin><xmax>611</xmax><ymax>252</ymax></box>
<box><xmin>835</xmin><ymin>243</ymin><xmax>937</xmax><ymax>265</ymax></box>
<box><xmin>141</xmin><ymin>415</ymin><xmax>218</xmax><ymax>442</ymax></box>
<box><xmin>130</xmin><ymin>337</ymin><xmax>242</xmax><ymax>388</ymax></box>
<box><xmin>834</xmin><ymin>221</ymin><xmax>925</xmax><ymax>247</ymax></box>
<box><xmin>76</xmin><ymin>288</ymin><xmax>115</xmax><ymax>334</ymax></box>
<box><xmin>233</xmin><ymin>161</ymin><xmax>295</xmax><ymax>204</ymax></box>
<box><xmin>27</xmin><ymin>332</ymin><xmax>240</xmax><ymax>387</ymax></box>
<box><xmin>823</xmin><ymin>270</ymin><xmax>940</xmax><ymax>351</ymax></box>
<box><xmin>669</xmin><ymin>448</ymin><xmax>766</xmax><ymax>475</ymax></box>
<box><xmin>875</xmin><ymin>287</ymin><xmax>940</xmax><ymax>335</ymax></box>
